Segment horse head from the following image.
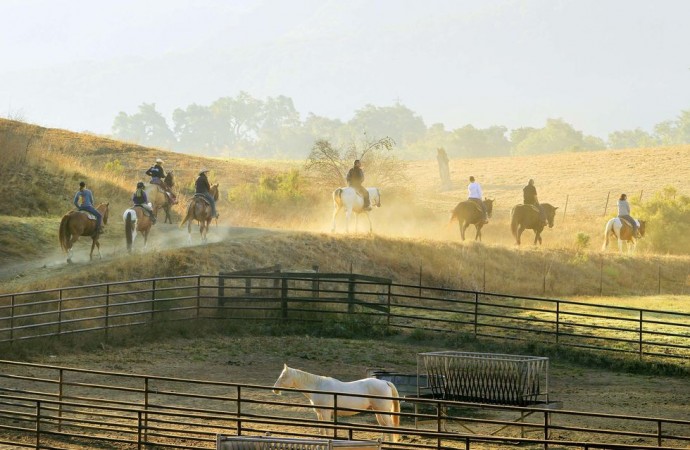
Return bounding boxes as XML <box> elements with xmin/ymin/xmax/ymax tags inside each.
<box><xmin>371</xmin><ymin>188</ymin><xmax>381</xmax><ymax>207</ymax></box>
<box><xmin>100</xmin><ymin>203</ymin><xmax>110</xmax><ymax>225</ymax></box>
<box><xmin>211</xmin><ymin>183</ymin><xmax>220</xmax><ymax>201</ymax></box>
<box><xmin>544</xmin><ymin>204</ymin><xmax>558</xmax><ymax>228</ymax></box>
<box><xmin>638</xmin><ymin>220</ymin><xmax>646</xmax><ymax>237</ymax></box>
<box><xmin>484</xmin><ymin>198</ymin><xmax>494</xmax><ymax>218</ymax></box>
<box><xmin>273</xmin><ymin>363</ymin><xmax>292</xmax><ymax>394</ymax></box>
<box><xmin>164</xmin><ymin>170</ymin><xmax>174</xmax><ymax>188</ymax></box>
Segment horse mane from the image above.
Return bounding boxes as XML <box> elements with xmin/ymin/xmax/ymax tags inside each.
<box><xmin>286</xmin><ymin>366</ymin><xmax>329</xmax><ymax>386</ymax></box>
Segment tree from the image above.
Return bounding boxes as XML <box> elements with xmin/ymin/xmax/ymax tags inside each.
<box><xmin>304</xmin><ymin>135</ymin><xmax>405</xmax><ymax>188</ymax></box>
<box><xmin>608</xmin><ymin>128</ymin><xmax>658</xmax><ymax>149</ymax></box>
<box><xmin>513</xmin><ymin>118</ymin><xmax>605</xmax><ymax>155</ymax></box>
<box><xmin>452</xmin><ymin>125</ymin><xmax>511</xmax><ymax>158</ymax></box>
<box><xmin>112</xmin><ymin>103</ymin><xmax>175</xmax><ymax>148</ymax></box>
<box><xmin>348</xmin><ymin>103</ymin><xmax>426</xmax><ymax>147</ymax></box>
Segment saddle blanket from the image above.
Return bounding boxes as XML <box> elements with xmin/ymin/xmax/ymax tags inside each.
<box><xmin>79</xmin><ymin>211</ymin><xmax>97</xmax><ymax>221</ymax></box>
<box><xmin>615</xmin><ymin>217</ymin><xmax>640</xmax><ymax>228</ymax></box>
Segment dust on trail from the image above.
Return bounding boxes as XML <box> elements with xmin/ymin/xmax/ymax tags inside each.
<box><xmin>0</xmin><ymin>222</ymin><xmax>279</xmax><ymax>288</ymax></box>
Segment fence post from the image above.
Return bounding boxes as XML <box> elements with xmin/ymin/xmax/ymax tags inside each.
<box><xmin>639</xmin><ymin>310</ymin><xmax>644</xmax><ymax>360</ymax></box>
<box><xmin>419</xmin><ymin>264</ymin><xmax>423</xmax><ymax>299</ymax></box>
<box><xmin>387</xmin><ymin>284</ymin><xmax>392</xmax><ymax>332</ymax></box>
<box><xmin>658</xmin><ymin>266</ymin><xmax>661</xmax><ymax>295</ymax></box>
<box><xmin>10</xmin><ymin>295</ymin><xmax>15</xmax><ymax>342</ymax></box>
<box><xmin>348</xmin><ymin>276</ymin><xmax>355</xmax><ymax>314</ymax></box>
<box><xmin>603</xmin><ymin>191</ymin><xmax>610</xmax><ymax>217</ymax></box>
<box><xmin>562</xmin><ymin>194</ymin><xmax>569</xmax><ymax>223</ymax></box>
<box><xmin>150</xmin><ymin>279</ymin><xmax>156</xmax><ymax>324</ymax></box>
<box><xmin>196</xmin><ymin>275</ymin><xmax>201</xmax><ymax>319</ymax></box>
<box><xmin>312</xmin><ymin>264</ymin><xmax>320</xmax><ymax>298</ymax></box>
<box><xmin>333</xmin><ymin>393</ymin><xmax>339</xmax><ymax>439</ymax></box>
<box><xmin>105</xmin><ymin>284</ymin><xmax>110</xmax><ymax>342</ymax></box>
<box><xmin>137</xmin><ymin>410</ymin><xmax>143</xmax><ymax>450</ymax></box>
<box><xmin>218</xmin><ymin>275</ymin><xmax>225</xmax><ymax>307</ymax></box>
<box><xmin>599</xmin><ymin>257</ymin><xmax>604</xmax><ymax>296</ymax></box>
<box><xmin>473</xmin><ymin>292</ymin><xmax>479</xmax><ymax>337</ymax></box>
<box><xmin>281</xmin><ymin>278</ymin><xmax>289</xmax><ymax>320</ymax></box>
<box><xmin>35</xmin><ymin>400</ymin><xmax>41</xmax><ymax>449</ymax></box>
<box><xmin>237</xmin><ymin>385</ymin><xmax>242</xmax><ymax>436</ymax></box>
<box><xmin>58</xmin><ymin>368</ymin><xmax>64</xmax><ymax>431</ymax></box>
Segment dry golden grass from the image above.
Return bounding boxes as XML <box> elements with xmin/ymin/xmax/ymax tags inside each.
<box><xmin>1</xmin><ymin>118</ymin><xmax>689</xmax><ymax>309</ymax></box>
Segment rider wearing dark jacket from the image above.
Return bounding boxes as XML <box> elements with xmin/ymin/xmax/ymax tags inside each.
<box><xmin>146</xmin><ymin>158</ymin><xmax>177</xmax><ymax>204</ymax></box>
<box><xmin>346</xmin><ymin>160</ymin><xmax>371</xmax><ymax>210</ymax></box>
<box><xmin>132</xmin><ymin>181</ymin><xmax>156</xmax><ymax>223</ymax></box>
<box><xmin>195</xmin><ymin>169</ymin><xmax>218</xmax><ymax>218</ymax></box>
<box><xmin>523</xmin><ymin>179</ymin><xmax>546</xmax><ymax>225</ymax></box>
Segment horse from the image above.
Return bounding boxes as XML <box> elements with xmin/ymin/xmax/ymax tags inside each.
<box><xmin>179</xmin><ymin>184</ymin><xmax>219</xmax><ymax>243</ymax></box>
<box><xmin>510</xmin><ymin>203</ymin><xmax>558</xmax><ymax>245</ymax></box>
<box><xmin>123</xmin><ymin>206</ymin><xmax>154</xmax><ymax>252</ymax></box>
<box><xmin>449</xmin><ymin>198</ymin><xmax>494</xmax><ymax>241</ymax></box>
<box><xmin>331</xmin><ymin>187</ymin><xmax>381</xmax><ymax>234</ymax></box>
<box><xmin>272</xmin><ymin>364</ymin><xmax>400</xmax><ymax>442</ymax></box>
<box><xmin>145</xmin><ymin>170</ymin><xmax>176</xmax><ymax>222</ymax></box>
<box><xmin>58</xmin><ymin>203</ymin><xmax>110</xmax><ymax>263</ymax></box>
<box><xmin>602</xmin><ymin>218</ymin><xmax>646</xmax><ymax>253</ymax></box>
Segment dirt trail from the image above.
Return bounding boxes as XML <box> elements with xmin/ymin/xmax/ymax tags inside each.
<box><xmin>0</xmin><ymin>222</ymin><xmax>279</xmax><ymax>288</ymax></box>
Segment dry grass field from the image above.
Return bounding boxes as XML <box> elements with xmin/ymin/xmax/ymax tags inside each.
<box><xmin>2</xmin><ymin>119</ymin><xmax>690</xmax><ymax>448</ymax></box>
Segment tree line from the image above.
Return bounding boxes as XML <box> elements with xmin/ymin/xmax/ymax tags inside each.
<box><xmin>111</xmin><ymin>92</ymin><xmax>690</xmax><ymax>159</ymax></box>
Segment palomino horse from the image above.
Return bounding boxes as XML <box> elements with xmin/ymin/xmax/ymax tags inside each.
<box><xmin>331</xmin><ymin>187</ymin><xmax>381</xmax><ymax>233</ymax></box>
<box><xmin>273</xmin><ymin>364</ymin><xmax>400</xmax><ymax>442</ymax></box>
<box><xmin>602</xmin><ymin>218</ymin><xmax>646</xmax><ymax>253</ymax></box>
<box><xmin>449</xmin><ymin>198</ymin><xmax>494</xmax><ymax>241</ymax></box>
<box><xmin>123</xmin><ymin>206</ymin><xmax>154</xmax><ymax>252</ymax></box>
<box><xmin>179</xmin><ymin>184</ymin><xmax>219</xmax><ymax>243</ymax></box>
<box><xmin>58</xmin><ymin>203</ymin><xmax>110</xmax><ymax>263</ymax></box>
<box><xmin>145</xmin><ymin>171</ymin><xmax>176</xmax><ymax>222</ymax></box>
<box><xmin>510</xmin><ymin>203</ymin><xmax>558</xmax><ymax>245</ymax></box>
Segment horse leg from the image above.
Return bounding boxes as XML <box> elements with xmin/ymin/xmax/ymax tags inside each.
<box><xmin>345</xmin><ymin>209</ymin><xmax>352</xmax><ymax>233</ymax></box>
<box><xmin>618</xmin><ymin>238</ymin><xmax>623</xmax><ymax>253</ymax></box>
<box><xmin>331</xmin><ymin>206</ymin><xmax>340</xmax><ymax>233</ymax></box>
<box><xmin>316</xmin><ymin>408</ymin><xmax>330</xmax><ymax>436</ymax></box>
<box><xmin>366</xmin><ymin>212</ymin><xmax>372</xmax><ymax>235</ymax></box>
<box><xmin>475</xmin><ymin>224</ymin><xmax>481</xmax><ymax>241</ymax></box>
<box><xmin>516</xmin><ymin>226</ymin><xmax>525</xmax><ymax>245</ymax></box>
<box><xmin>534</xmin><ymin>231</ymin><xmax>541</xmax><ymax>245</ymax></box>
<box><xmin>187</xmin><ymin>219</ymin><xmax>193</xmax><ymax>244</ymax></box>
<box><xmin>460</xmin><ymin>222</ymin><xmax>467</xmax><ymax>241</ymax></box>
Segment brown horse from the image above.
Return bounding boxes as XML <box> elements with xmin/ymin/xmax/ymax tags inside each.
<box><xmin>449</xmin><ymin>198</ymin><xmax>494</xmax><ymax>241</ymax></box>
<box><xmin>59</xmin><ymin>203</ymin><xmax>110</xmax><ymax>263</ymax></box>
<box><xmin>179</xmin><ymin>184</ymin><xmax>219</xmax><ymax>243</ymax></box>
<box><xmin>124</xmin><ymin>206</ymin><xmax>154</xmax><ymax>252</ymax></box>
<box><xmin>510</xmin><ymin>203</ymin><xmax>558</xmax><ymax>245</ymax></box>
<box><xmin>145</xmin><ymin>171</ymin><xmax>176</xmax><ymax>222</ymax></box>
<box><xmin>602</xmin><ymin>217</ymin><xmax>647</xmax><ymax>253</ymax></box>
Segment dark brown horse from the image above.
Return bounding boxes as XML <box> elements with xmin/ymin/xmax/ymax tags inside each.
<box><xmin>449</xmin><ymin>198</ymin><xmax>494</xmax><ymax>241</ymax></box>
<box><xmin>161</xmin><ymin>171</ymin><xmax>176</xmax><ymax>224</ymax></box>
<box><xmin>179</xmin><ymin>184</ymin><xmax>219</xmax><ymax>243</ymax></box>
<box><xmin>59</xmin><ymin>203</ymin><xmax>110</xmax><ymax>263</ymax></box>
<box><xmin>124</xmin><ymin>206</ymin><xmax>154</xmax><ymax>252</ymax></box>
<box><xmin>510</xmin><ymin>203</ymin><xmax>558</xmax><ymax>245</ymax></box>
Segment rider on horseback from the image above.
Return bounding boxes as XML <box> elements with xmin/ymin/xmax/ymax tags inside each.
<box><xmin>132</xmin><ymin>181</ymin><xmax>156</xmax><ymax>224</ymax></box>
<box><xmin>346</xmin><ymin>160</ymin><xmax>371</xmax><ymax>211</ymax></box>
<box><xmin>467</xmin><ymin>176</ymin><xmax>488</xmax><ymax>224</ymax></box>
<box><xmin>618</xmin><ymin>193</ymin><xmax>641</xmax><ymax>238</ymax></box>
<box><xmin>73</xmin><ymin>181</ymin><xmax>104</xmax><ymax>235</ymax></box>
<box><xmin>195</xmin><ymin>169</ymin><xmax>219</xmax><ymax>218</ymax></box>
<box><xmin>523</xmin><ymin>179</ymin><xmax>547</xmax><ymax>225</ymax></box>
<box><xmin>146</xmin><ymin>158</ymin><xmax>177</xmax><ymax>204</ymax></box>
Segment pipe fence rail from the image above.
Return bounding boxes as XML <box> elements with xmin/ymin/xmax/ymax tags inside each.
<box><xmin>0</xmin><ymin>360</ymin><xmax>689</xmax><ymax>449</ymax></box>
<box><xmin>1</xmin><ymin>273</ymin><xmax>690</xmax><ymax>362</ymax></box>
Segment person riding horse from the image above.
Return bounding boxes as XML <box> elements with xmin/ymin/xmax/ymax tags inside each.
<box><xmin>132</xmin><ymin>181</ymin><xmax>156</xmax><ymax>224</ymax></box>
<box><xmin>467</xmin><ymin>176</ymin><xmax>488</xmax><ymax>224</ymax></box>
<box><xmin>146</xmin><ymin>158</ymin><xmax>177</xmax><ymax>204</ymax></box>
<box><xmin>73</xmin><ymin>181</ymin><xmax>104</xmax><ymax>235</ymax></box>
<box><xmin>195</xmin><ymin>168</ymin><xmax>219</xmax><ymax>218</ymax></box>
<box><xmin>346</xmin><ymin>160</ymin><xmax>371</xmax><ymax>211</ymax></box>
<box><xmin>523</xmin><ymin>179</ymin><xmax>547</xmax><ymax>225</ymax></box>
<box><xmin>618</xmin><ymin>193</ymin><xmax>641</xmax><ymax>238</ymax></box>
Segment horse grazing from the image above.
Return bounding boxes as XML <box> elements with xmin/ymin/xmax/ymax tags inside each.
<box><xmin>510</xmin><ymin>203</ymin><xmax>558</xmax><ymax>245</ymax></box>
<box><xmin>273</xmin><ymin>364</ymin><xmax>400</xmax><ymax>442</ymax></box>
<box><xmin>179</xmin><ymin>184</ymin><xmax>219</xmax><ymax>243</ymax></box>
<box><xmin>58</xmin><ymin>203</ymin><xmax>110</xmax><ymax>263</ymax></box>
<box><xmin>449</xmin><ymin>198</ymin><xmax>494</xmax><ymax>241</ymax></box>
<box><xmin>602</xmin><ymin>218</ymin><xmax>646</xmax><ymax>253</ymax></box>
<box><xmin>331</xmin><ymin>187</ymin><xmax>381</xmax><ymax>233</ymax></box>
<box><xmin>145</xmin><ymin>170</ymin><xmax>176</xmax><ymax>222</ymax></box>
<box><xmin>123</xmin><ymin>206</ymin><xmax>154</xmax><ymax>252</ymax></box>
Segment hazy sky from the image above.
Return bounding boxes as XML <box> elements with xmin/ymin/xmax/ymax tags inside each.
<box><xmin>1</xmin><ymin>0</ymin><xmax>689</xmax><ymax>139</ymax></box>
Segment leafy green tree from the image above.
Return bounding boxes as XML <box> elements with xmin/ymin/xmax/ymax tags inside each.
<box><xmin>513</xmin><ymin>118</ymin><xmax>605</xmax><ymax>155</ymax></box>
<box><xmin>653</xmin><ymin>110</ymin><xmax>690</xmax><ymax>145</ymax></box>
<box><xmin>112</xmin><ymin>103</ymin><xmax>175</xmax><ymax>148</ymax></box>
<box><xmin>635</xmin><ymin>186</ymin><xmax>690</xmax><ymax>254</ymax></box>
<box><xmin>608</xmin><ymin>128</ymin><xmax>658</xmax><ymax>149</ymax></box>
<box><xmin>348</xmin><ymin>103</ymin><xmax>426</xmax><ymax>147</ymax></box>
<box><xmin>451</xmin><ymin>125</ymin><xmax>511</xmax><ymax>158</ymax></box>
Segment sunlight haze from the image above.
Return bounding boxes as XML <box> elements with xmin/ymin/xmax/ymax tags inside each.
<box><xmin>1</xmin><ymin>0</ymin><xmax>688</xmax><ymax>138</ymax></box>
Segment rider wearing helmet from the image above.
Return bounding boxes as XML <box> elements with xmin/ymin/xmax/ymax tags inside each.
<box><xmin>195</xmin><ymin>168</ymin><xmax>219</xmax><ymax>218</ymax></box>
<box><xmin>346</xmin><ymin>160</ymin><xmax>371</xmax><ymax>211</ymax></box>
<box><xmin>132</xmin><ymin>181</ymin><xmax>156</xmax><ymax>223</ymax></box>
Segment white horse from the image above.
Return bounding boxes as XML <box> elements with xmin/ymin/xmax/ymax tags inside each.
<box><xmin>331</xmin><ymin>187</ymin><xmax>381</xmax><ymax>233</ymax></box>
<box><xmin>273</xmin><ymin>364</ymin><xmax>400</xmax><ymax>442</ymax></box>
<box><xmin>123</xmin><ymin>207</ymin><xmax>154</xmax><ymax>252</ymax></box>
<box><xmin>602</xmin><ymin>217</ymin><xmax>646</xmax><ymax>253</ymax></box>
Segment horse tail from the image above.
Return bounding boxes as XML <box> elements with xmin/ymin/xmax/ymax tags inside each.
<box><xmin>179</xmin><ymin>202</ymin><xmax>192</xmax><ymax>227</ymax></box>
<box><xmin>602</xmin><ymin>219</ymin><xmax>612</xmax><ymax>251</ymax></box>
<box><xmin>386</xmin><ymin>381</ymin><xmax>400</xmax><ymax>427</ymax></box>
<box><xmin>510</xmin><ymin>206</ymin><xmax>519</xmax><ymax>240</ymax></box>
<box><xmin>59</xmin><ymin>214</ymin><xmax>71</xmax><ymax>252</ymax></box>
<box><xmin>125</xmin><ymin>210</ymin><xmax>134</xmax><ymax>251</ymax></box>
<box><xmin>333</xmin><ymin>188</ymin><xmax>343</xmax><ymax>206</ymax></box>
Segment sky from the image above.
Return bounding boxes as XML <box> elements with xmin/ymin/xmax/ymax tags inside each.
<box><xmin>1</xmin><ymin>0</ymin><xmax>689</xmax><ymax>139</ymax></box>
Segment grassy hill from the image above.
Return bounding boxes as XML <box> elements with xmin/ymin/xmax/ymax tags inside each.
<box><xmin>1</xmin><ymin>118</ymin><xmax>689</xmax><ymax>309</ymax></box>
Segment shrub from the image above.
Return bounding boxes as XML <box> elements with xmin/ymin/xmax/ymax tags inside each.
<box><xmin>635</xmin><ymin>186</ymin><xmax>690</xmax><ymax>254</ymax></box>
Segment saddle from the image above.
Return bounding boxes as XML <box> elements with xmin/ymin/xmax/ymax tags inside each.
<box><xmin>78</xmin><ymin>210</ymin><xmax>98</xmax><ymax>221</ymax></box>
<box><xmin>619</xmin><ymin>217</ymin><xmax>637</xmax><ymax>229</ymax></box>
<box><xmin>522</xmin><ymin>203</ymin><xmax>541</xmax><ymax>214</ymax></box>
<box><xmin>193</xmin><ymin>193</ymin><xmax>212</xmax><ymax>206</ymax></box>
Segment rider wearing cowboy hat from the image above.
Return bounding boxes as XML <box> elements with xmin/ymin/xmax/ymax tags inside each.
<box><xmin>195</xmin><ymin>168</ymin><xmax>219</xmax><ymax>218</ymax></box>
<box><xmin>145</xmin><ymin>158</ymin><xmax>177</xmax><ymax>204</ymax></box>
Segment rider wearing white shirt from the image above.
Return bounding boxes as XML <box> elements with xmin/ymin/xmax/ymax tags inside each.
<box><xmin>467</xmin><ymin>176</ymin><xmax>488</xmax><ymax>223</ymax></box>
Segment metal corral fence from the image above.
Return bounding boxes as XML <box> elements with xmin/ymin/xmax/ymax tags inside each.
<box><xmin>1</xmin><ymin>272</ymin><xmax>690</xmax><ymax>362</ymax></box>
<box><xmin>0</xmin><ymin>359</ymin><xmax>689</xmax><ymax>449</ymax></box>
